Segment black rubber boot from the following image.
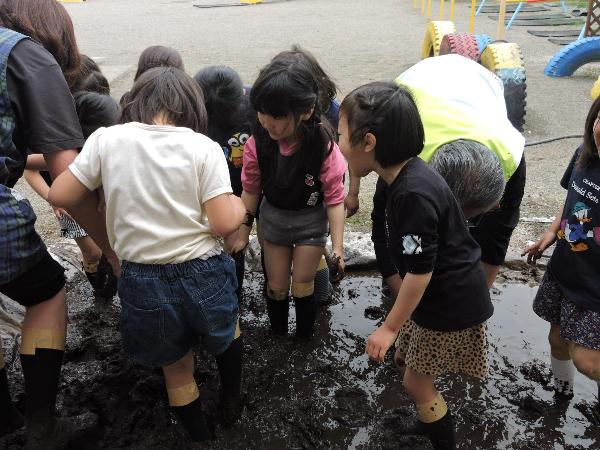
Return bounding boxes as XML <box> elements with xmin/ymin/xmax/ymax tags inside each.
<box><xmin>173</xmin><ymin>397</ymin><xmax>211</xmax><ymax>442</ymax></box>
<box><xmin>233</xmin><ymin>252</ymin><xmax>245</xmax><ymax>302</ymax></box>
<box><xmin>0</xmin><ymin>366</ymin><xmax>24</xmax><ymax>437</ymax></box>
<box><xmin>418</xmin><ymin>412</ymin><xmax>456</xmax><ymax>450</ymax></box>
<box><xmin>94</xmin><ymin>254</ymin><xmax>118</xmax><ymax>299</ymax></box>
<box><xmin>20</xmin><ymin>348</ymin><xmax>64</xmax><ymax>450</ymax></box>
<box><xmin>294</xmin><ymin>294</ymin><xmax>318</xmax><ymax>340</ymax></box>
<box><xmin>215</xmin><ymin>337</ymin><xmax>243</xmax><ymax>426</ymax></box>
<box><xmin>266</xmin><ymin>297</ymin><xmax>289</xmax><ymax>335</ymax></box>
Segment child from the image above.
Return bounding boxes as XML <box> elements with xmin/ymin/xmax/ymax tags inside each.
<box><xmin>72</xmin><ymin>54</ymin><xmax>110</xmax><ymax>94</ymax></box>
<box><xmin>194</xmin><ymin>65</ymin><xmax>252</xmax><ymax>298</ymax></box>
<box><xmin>120</xmin><ymin>45</ymin><xmax>185</xmax><ymax>107</ymax></box>
<box><xmin>523</xmin><ymin>97</ymin><xmax>600</xmax><ymax>403</ymax></box>
<box><xmin>237</xmin><ymin>48</ymin><xmax>346</xmax><ymax>339</ymax></box>
<box><xmin>24</xmin><ymin>91</ymin><xmax>120</xmax><ymax>298</ymax></box>
<box><xmin>48</xmin><ymin>67</ymin><xmax>245</xmax><ymax>441</ymax></box>
<box><xmin>338</xmin><ymin>82</ymin><xmax>493</xmax><ymax>449</ymax></box>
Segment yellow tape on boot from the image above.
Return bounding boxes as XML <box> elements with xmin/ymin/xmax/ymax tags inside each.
<box><xmin>20</xmin><ymin>328</ymin><xmax>66</xmax><ymax>356</ymax></box>
<box><xmin>317</xmin><ymin>255</ymin><xmax>327</xmax><ymax>271</ymax></box>
<box><xmin>167</xmin><ymin>382</ymin><xmax>199</xmax><ymax>407</ymax></box>
<box><xmin>417</xmin><ymin>393</ymin><xmax>448</xmax><ymax>424</ymax></box>
<box><xmin>267</xmin><ymin>284</ymin><xmax>288</xmax><ymax>301</ymax></box>
<box><xmin>291</xmin><ymin>281</ymin><xmax>314</xmax><ymax>298</ymax></box>
<box><xmin>235</xmin><ymin>320</ymin><xmax>241</xmax><ymax>339</ymax></box>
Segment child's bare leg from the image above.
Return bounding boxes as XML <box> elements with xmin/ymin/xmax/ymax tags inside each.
<box><xmin>162</xmin><ymin>351</ymin><xmax>209</xmax><ymax>442</ymax></box>
<box><xmin>570</xmin><ymin>343</ymin><xmax>600</xmax><ymax>382</ymax></box>
<box><xmin>263</xmin><ymin>240</ymin><xmax>292</xmax><ymax>335</ymax></box>
<box><xmin>548</xmin><ymin>324</ymin><xmax>575</xmax><ymax>397</ymax></box>
<box><xmin>403</xmin><ymin>368</ymin><xmax>454</xmax><ymax>450</ymax></box>
<box><xmin>291</xmin><ymin>245</ymin><xmax>323</xmax><ymax>339</ymax></box>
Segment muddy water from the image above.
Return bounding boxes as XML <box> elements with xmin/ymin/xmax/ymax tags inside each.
<box><xmin>1</xmin><ymin>272</ymin><xmax>599</xmax><ymax>449</ymax></box>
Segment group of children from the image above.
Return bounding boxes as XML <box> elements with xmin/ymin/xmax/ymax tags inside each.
<box><xmin>2</xmin><ymin>23</ymin><xmax>599</xmax><ymax>450</ymax></box>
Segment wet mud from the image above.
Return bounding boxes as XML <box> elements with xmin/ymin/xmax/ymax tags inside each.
<box><xmin>1</xmin><ymin>268</ymin><xmax>599</xmax><ymax>449</ymax></box>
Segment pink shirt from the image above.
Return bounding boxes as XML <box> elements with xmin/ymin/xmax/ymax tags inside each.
<box><xmin>241</xmin><ymin>136</ymin><xmax>347</xmax><ymax>206</ymax></box>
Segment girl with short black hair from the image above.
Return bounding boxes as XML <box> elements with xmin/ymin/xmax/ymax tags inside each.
<box><xmin>339</xmin><ymin>81</ymin><xmax>493</xmax><ymax>450</ymax></box>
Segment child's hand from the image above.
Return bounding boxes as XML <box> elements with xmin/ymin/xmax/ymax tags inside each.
<box><xmin>328</xmin><ymin>250</ymin><xmax>345</xmax><ymax>282</ymax></box>
<box><xmin>53</xmin><ymin>206</ymin><xmax>72</xmax><ymax>221</ymax></box>
<box><xmin>344</xmin><ymin>193</ymin><xmax>359</xmax><ymax>218</ymax></box>
<box><xmin>522</xmin><ymin>230</ymin><xmax>556</xmax><ymax>265</ymax></box>
<box><xmin>366</xmin><ymin>323</ymin><xmax>397</xmax><ymax>362</ymax></box>
<box><xmin>227</xmin><ymin>228</ymin><xmax>249</xmax><ymax>255</ymax></box>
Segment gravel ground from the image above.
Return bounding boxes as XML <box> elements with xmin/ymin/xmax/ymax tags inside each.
<box><xmin>16</xmin><ymin>0</ymin><xmax>600</xmax><ymax>262</ymax></box>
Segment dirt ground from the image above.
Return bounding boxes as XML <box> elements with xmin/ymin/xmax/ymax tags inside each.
<box><xmin>4</xmin><ymin>0</ymin><xmax>600</xmax><ymax>449</ymax></box>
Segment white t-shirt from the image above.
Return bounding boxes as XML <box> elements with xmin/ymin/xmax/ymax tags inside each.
<box><xmin>70</xmin><ymin>122</ymin><xmax>232</xmax><ymax>264</ymax></box>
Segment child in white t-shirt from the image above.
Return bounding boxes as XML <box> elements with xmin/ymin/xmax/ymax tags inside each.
<box><xmin>48</xmin><ymin>67</ymin><xmax>246</xmax><ymax>442</ymax></box>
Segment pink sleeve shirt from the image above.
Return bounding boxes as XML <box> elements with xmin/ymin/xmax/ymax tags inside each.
<box><xmin>241</xmin><ymin>136</ymin><xmax>347</xmax><ymax>206</ymax></box>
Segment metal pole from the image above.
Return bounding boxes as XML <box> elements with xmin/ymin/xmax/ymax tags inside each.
<box><xmin>470</xmin><ymin>0</ymin><xmax>477</xmax><ymax>32</ymax></box>
<box><xmin>496</xmin><ymin>0</ymin><xmax>507</xmax><ymax>39</ymax></box>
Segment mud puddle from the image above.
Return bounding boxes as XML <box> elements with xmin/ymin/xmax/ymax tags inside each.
<box><xmin>1</xmin><ymin>271</ymin><xmax>599</xmax><ymax>449</ymax></box>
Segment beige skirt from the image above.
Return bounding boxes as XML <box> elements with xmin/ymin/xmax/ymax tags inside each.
<box><xmin>395</xmin><ymin>320</ymin><xmax>489</xmax><ymax>379</ymax></box>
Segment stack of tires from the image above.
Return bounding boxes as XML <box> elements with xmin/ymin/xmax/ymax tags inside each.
<box><xmin>421</xmin><ymin>21</ymin><xmax>527</xmax><ymax>131</ymax></box>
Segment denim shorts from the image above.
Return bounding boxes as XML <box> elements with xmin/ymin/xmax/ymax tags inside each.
<box><xmin>118</xmin><ymin>253</ymin><xmax>239</xmax><ymax>367</ymax></box>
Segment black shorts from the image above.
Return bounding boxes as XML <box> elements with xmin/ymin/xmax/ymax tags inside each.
<box><xmin>469</xmin><ymin>155</ymin><xmax>526</xmax><ymax>266</ymax></box>
<box><xmin>0</xmin><ymin>250</ymin><xmax>65</xmax><ymax>307</ymax></box>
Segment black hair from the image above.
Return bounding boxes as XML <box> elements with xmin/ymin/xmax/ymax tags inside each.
<box><xmin>72</xmin><ymin>55</ymin><xmax>110</xmax><ymax>94</ymax></box>
<box><xmin>250</xmin><ymin>49</ymin><xmax>333</xmax><ymax>168</ymax></box>
<box><xmin>74</xmin><ymin>91</ymin><xmax>119</xmax><ymax>139</ymax></box>
<box><xmin>120</xmin><ymin>67</ymin><xmax>207</xmax><ymax>134</ymax></box>
<box><xmin>580</xmin><ymin>96</ymin><xmax>600</xmax><ymax>168</ymax></box>
<box><xmin>193</xmin><ymin>65</ymin><xmax>249</xmax><ymax>143</ymax></box>
<box><xmin>340</xmin><ymin>81</ymin><xmax>424</xmax><ymax>168</ymax></box>
<box><xmin>134</xmin><ymin>45</ymin><xmax>185</xmax><ymax>81</ymax></box>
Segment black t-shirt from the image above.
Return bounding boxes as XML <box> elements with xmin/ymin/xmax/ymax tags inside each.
<box><xmin>548</xmin><ymin>147</ymin><xmax>600</xmax><ymax>312</ymax></box>
<box><xmin>3</xmin><ymin>39</ymin><xmax>83</xmax><ymax>187</ymax></box>
<box><xmin>386</xmin><ymin>158</ymin><xmax>493</xmax><ymax>331</ymax></box>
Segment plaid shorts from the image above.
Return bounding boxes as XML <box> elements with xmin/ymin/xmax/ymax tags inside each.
<box><xmin>533</xmin><ymin>270</ymin><xmax>600</xmax><ymax>351</ymax></box>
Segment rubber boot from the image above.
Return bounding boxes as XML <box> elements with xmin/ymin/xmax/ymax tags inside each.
<box><xmin>0</xmin><ymin>366</ymin><xmax>24</xmax><ymax>437</ymax></box>
<box><xmin>215</xmin><ymin>337</ymin><xmax>243</xmax><ymax>426</ymax></box>
<box><xmin>418</xmin><ymin>411</ymin><xmax>455</xmax><ymax>450</ymax></box>
<box><xmin>173</xmin><ymin>397</ymin><xmax>211</xmax><ymax>442</ymax></box>
<box><xmin>20</xmin><ymin>348</ymin><xmax>65</xmax><ymax>450</ymax></box>
<box><xmin>294</xmin><ymin>294</ymin><xmax>318</xmax><ymax>340</ymax></box>
<box><xmin>266</xmin><ymin>297</ymin><xmax>289</xmax><ymax>335</ymax></box>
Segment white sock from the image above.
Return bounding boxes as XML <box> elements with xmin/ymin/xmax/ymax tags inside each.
<box><xmin>551</xmin><ymin>356</ymin><xmax>575</xmax><ymax>396</ymax></box>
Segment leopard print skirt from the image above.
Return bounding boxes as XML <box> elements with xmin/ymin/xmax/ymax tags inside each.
<box><xmin>395</xmin><ymin>320</ymin><xmax>489</xmax><ymax>379</ymax></box>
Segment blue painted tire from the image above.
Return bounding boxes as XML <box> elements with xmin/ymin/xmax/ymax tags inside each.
<box><xmin>545</xmin><ymin>37</ymin><xmax>600</xmax><ymax>77</ymax></box>
<box><xmin>475</xmin><ymin>34</ymin><xmax>492</xmax><ymax>57</ymax></box>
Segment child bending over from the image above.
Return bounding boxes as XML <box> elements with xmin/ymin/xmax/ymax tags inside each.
<box><xmin>49</xmin><ymin>67</ymin><xmax>246</xmax><ymax>441</ymax></box>
<box><xmin>339</xmin><ymin>82</ymin><xmax>493</xmax><ymax>450</ymax></box>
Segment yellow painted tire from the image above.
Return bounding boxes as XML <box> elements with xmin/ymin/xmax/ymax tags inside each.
<box><xmin>421</xmin><ymin>21</ymin><xmax>456</xmax><ymax>59</ymax></box>
<box><xmin>480</xmin><ymin>42</ymin><xmax>524</xmax><ymax>71</ymax></box>
<box><xmin>591</xmin><ymin>76</ymin><xmax>600</xmax><ymax>100</ymax></box>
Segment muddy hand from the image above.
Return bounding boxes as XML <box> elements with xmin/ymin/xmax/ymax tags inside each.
<box><xmin>328</xmin><ymin>253</ymin><xmax>345</xmax><ymax>282</ymax></box>
<box><xmin>365</xmin><ymin>324</ymin><xmax>396</xmax><ymax>363</ymax></box>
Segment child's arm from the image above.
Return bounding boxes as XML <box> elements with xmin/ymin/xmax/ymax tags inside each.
<box><xmin>24</xmin><ymin>169</ymin><xmax>72</xmax><ymax>220</ymax></box>
<box><xmin>204</xmin><ymin>193</ymin><xmax>246</xmax><ymax>237</ymax></box>
<box><xmin>522</xmin><ymin>204</ymin><xmax>564</xmax><ymax>264</ymax></box>
<box><xmin>366</xmin><ymin>272</ymin><xmax>432</xmax><ymax>362</ymax></box>
<box><xmin>25</xmin><ymin>154</ymin><xmax>48</xmax><ymax>171</ymax></box>
<box><xmin>344</xmin><ymin>171</ymin><xmax>360</xmax><ymax>218</ymax></box>
<box><xmin>327</xmin><ymin>202</ymin><xmax>345</xmax><ymax>273</ymax></box>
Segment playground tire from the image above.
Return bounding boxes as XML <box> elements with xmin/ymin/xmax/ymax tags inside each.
<box><xmin>439</xmin><ymin>33</ymin><xmax>480</xmax><ymax>61</ymax></box>
<box><xmin>474</xmin><ymin>34</ymin><xmax>492</xmax><ymax>58</ymax></box>
<box><xmin>544</xmin><ymin>37</ymin><xmax>600</xmax><ymax>77</ymax></box>
<box><xmin>501</xmin><ymin>71</ymin><xmax>527</xmax><ymax>132</ymax></box>
<box><xmin>591</xmin><ymin>76</ymin><xmax>600</xmax><ymax>100</ymax></box>
<box><xmin>421</xmin><ymin>21</ymin><xmax>456</xmax><ymax>59</ymax></box>
<box><xmin>480</xmin><ymin>42</ymin><xmax>524</xmax><ymax>71</ymax></box>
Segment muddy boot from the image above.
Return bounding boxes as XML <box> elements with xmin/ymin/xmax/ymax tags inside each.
<box><xmin>266</xmin><ymin>297</ymin><xmax>289</xmax><ymax>335</ymax></box>
<box><xmin>294</xmin><ymin>294</ymin><xmax>318</xmax><ymax>340</ymax></box>
<box><xmin>0</xmin><ymin>366</ymin><xmax>24</xmax><ymax>437</ymax></box>
<box><xmin>215</xmin><ymin>337</ymin><xmax>243</xmax><ymax>426</ymax></box>
<box><xmin>418</xmin><ymin>412</ymin><xmax>455</xmax><ymax>450</ymax></box>
<box><xmin>173</xmin><ymin>397</ymin><xmax>211</xmax><ymax>442</ymax></box>
<box><xmin>20</xmin><ymin>348</ymin><xmax>64</xmax><ymax>449</ymax></box>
